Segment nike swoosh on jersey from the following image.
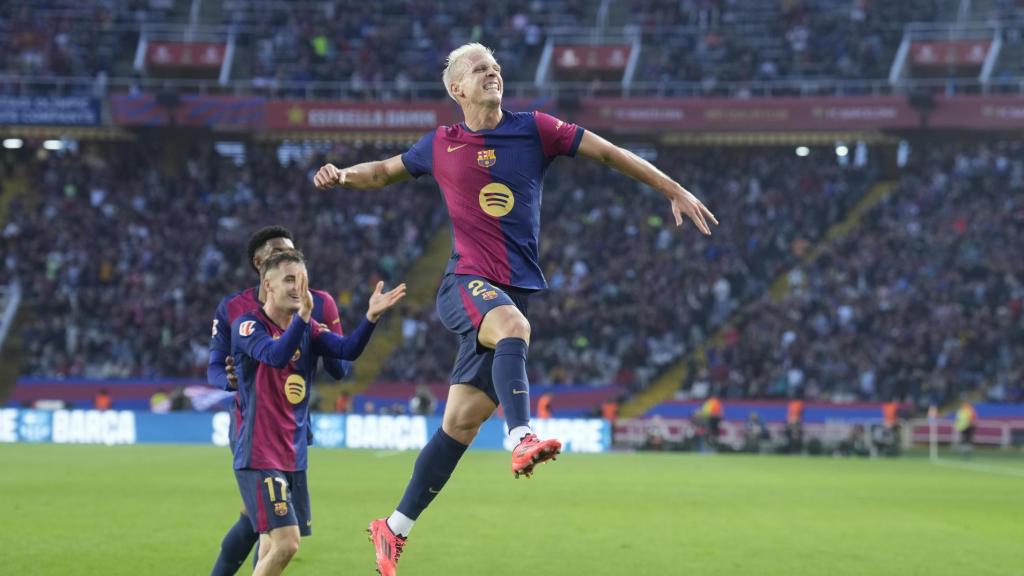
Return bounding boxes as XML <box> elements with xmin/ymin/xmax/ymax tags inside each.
<box><xmin>447</xmin><ymin>143</ymin><xmax>468</xmax><ymax>152</ymax></box>
<box><xmin>512</xmin><ymin>389</ymin><xmax>528</xmax><ymax>394</ymax></box>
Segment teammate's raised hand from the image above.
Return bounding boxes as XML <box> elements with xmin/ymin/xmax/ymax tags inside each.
<box><xmin>668</xmin><ymin>185</ymin><xmax>718</xmax><ymax>235</ymax></box>
<box><xmin>297</xmin><ymin>270</ymin><xmax>314</xmax><ymax>322</ymax></box>
<box><xmin>314</xmin><ymin>163</ymin><xmax>346</xmax><ymax>189</ymax></box>
<box><xmin>366</xmin><ymin>281</ymin><xmax>407</xmax><ymax>322</ymax></box>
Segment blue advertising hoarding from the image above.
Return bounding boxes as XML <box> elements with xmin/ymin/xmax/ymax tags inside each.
<box><xmin>0</xmin><ymin>409</ymin><xmax>611</xmax><ymax>453</ymax></box>
<box><xmin>0</xmin><ymin>96</ymin><xmax>101</xmax><ymax>125</ymax></box>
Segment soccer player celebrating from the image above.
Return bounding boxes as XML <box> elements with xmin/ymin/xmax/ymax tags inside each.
<box><xmin>232</xmin><ymin>249</ymin><xmax>405</xmax><ymax>576</ymax></box>
<box><xmin>313</xmin><ymin>42</ymin><xmax>716</xmax><ymax>576</ymax></box>
<box><xmin>208</xmin><ymin>226</ymin><xmax>351</xmax><ymax>576</ymax></box>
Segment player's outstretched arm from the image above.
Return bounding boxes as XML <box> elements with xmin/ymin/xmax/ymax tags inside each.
<box><xmin>577</xmin><ymin>131</ymin><xmax>718</xmax><ymax>235</ymax></box>
<box><xmin>313</xmin><ymin>154</ymin><xmax>410</xmax><ymax>190</ymax></box>
<box><xmin>313</xmin><ymin>281</ymin><xmax>406</xmax><ymax>360</ymax></box>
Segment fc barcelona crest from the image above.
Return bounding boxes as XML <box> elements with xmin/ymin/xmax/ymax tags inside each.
<box><xmin>477</xmin><ymin>149</ymin><xmax>496</xmax><ymax>167</ymax></box>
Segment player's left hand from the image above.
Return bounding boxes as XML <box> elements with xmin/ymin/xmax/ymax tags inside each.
<box><xmin>366</xmin><ymin>281</ymin><xmax>407</xmax><ymax>323</ymax></box>
<box><xmin>668</xmin><ymin>186</ymin><xmax>718</xmax><ymax>235</ymax></box>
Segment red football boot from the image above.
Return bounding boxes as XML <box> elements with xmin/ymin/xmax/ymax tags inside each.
<box><xmin>367</xmin><ymin>518</ymin><xmax>406</xmax><ymax>576</ymax></box>
<box><xmin>511</xmin><ymin>433</ymin><xmax>562</xmax><ymax>478</ymax></box>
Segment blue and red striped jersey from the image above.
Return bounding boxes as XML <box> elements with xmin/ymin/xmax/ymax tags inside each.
<box><xmin>208</xmin><ymin>286</ymin><xmax>348</xmax><ymax>390</ymax></box>
<box><xmin>230</xmin><ymin>311</ymin><xmax>376</xmax><ymax>471</ymax></box>
<box><xmin>402</xmin><ymin>110</ymin><xmax>584</xmax><ymax>290</ymax></box>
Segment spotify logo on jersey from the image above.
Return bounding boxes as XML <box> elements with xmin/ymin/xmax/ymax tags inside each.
<box><xmin>479</xmin><ymin>183</ymin><xmax>515</xmax><ymax>217</ymax></box>
<box><xmin>285</xmin><ymin>375</ymin><xmax>307</xmax><ymax>404</ymax></box>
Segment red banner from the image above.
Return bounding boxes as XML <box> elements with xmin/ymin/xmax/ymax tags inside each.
<box><xmin>108</xmin><ymin>94</ymin><xmax>1024</xmax><ymax>132</ymax></box>
<box><xmin>146</xmin><ymin>41</ymin><xmax>225</xmax><ymax>70</ymax></box>
<box><xmin>266</xmin><ymin>101</ymin><xmax>458</xmax><ymax>131</ymax></box>
<box><xmin>910</xmin><ymin>41</ymin><xmax>990</xmax><ymax>67</ymax></box>
<box><xmin>576</xmin><ymin>97</ymin><xmax>919</xmax><ymax>131</ymax></box>
<box><xmin>931</xmin><ymin>95</ymin><xmax>1024</xmax><ymax>129</ymax></box>
<box><xmin>552</xmin><ymin>45</ymin><xmax>632</xmax><ymax>71</ymax></box>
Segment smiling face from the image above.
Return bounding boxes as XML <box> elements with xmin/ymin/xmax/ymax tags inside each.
<box><xmin>263</xmin><ymin>260</ymin><xmax>306</xmax><ymax>315</ymax></box>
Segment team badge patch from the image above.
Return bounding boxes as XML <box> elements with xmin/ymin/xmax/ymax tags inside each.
<box><xmin>274</xmin><ymin>502</ymin><xmax>289</xmax><ymax>517</ymax></box>
<box><xmin>239</xmin><ymin>321</ymin><xmax>256</xmax><ymax>337</ymax></box>
<box><xmin>481</xmin><ymin>290</ymin><xmax>499</xmax><ymax>301</ymax></box>
<box><xmin>477</xmin><ymin>149</ymin><xmax>496</xmax><ymax>167</ymax></box>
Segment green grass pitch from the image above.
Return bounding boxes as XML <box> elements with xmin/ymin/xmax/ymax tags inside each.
<box><xmin>2</xmin><ymin>444</ymin><xmax>1022</xmax><ymax>575</ymax></box>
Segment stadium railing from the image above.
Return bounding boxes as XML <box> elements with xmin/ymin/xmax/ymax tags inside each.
<box><xmin>3</xmin><ymin>74</ymin><xmax>1024</xmax><ymax>100</ymax></box>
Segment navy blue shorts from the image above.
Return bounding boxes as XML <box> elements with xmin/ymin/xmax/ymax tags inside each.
<box><xmin>435</xmin><ymin>273</ymin><xmax>531</xmax><ymax>405</ymax></box>
<box><xmin>235</xmin><ymin>469</ymin><xmax>312</xmax><ymax>536</ymax></box>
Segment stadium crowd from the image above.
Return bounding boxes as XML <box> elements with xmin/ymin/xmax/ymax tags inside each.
<box><xmin>1</xmin><ymin>0</ymin><xmax>964</xmax><ymax>97</ymax></box>
<box><xmin>233</xmin><ymin>0</ymin><xmax>576</xmax><ymax>96</ymax></box>
<box><xmin>634</xmin><ymin>0</ymin><xmax>940</xmax><ymax>89</ymax></box>
<box><xmin>707</xmin><ymin>141</ymin><xmax>1024</xmax><ymax>407</ymax></box>
<box><xmin>5</xmin><ymin>140</ymin><xmax>443</xmax><ymax>378</ymax></box>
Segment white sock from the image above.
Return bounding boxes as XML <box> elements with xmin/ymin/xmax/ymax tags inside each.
<box><xmin>508</xmin><ymin>425</ymin><xmax>532</xmax><ymax>442</ymax></box>
<box><xmin>387</xmin><ymin>510</ymin><xmax>414</xmax><ymax>538</ymax></box>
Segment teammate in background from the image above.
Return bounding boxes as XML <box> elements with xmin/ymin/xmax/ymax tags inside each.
<box><xmin>314</xmin><ymin>42</ymin><xmax>716</xmax><ymax>576</ymax></box>
<box><xmin>231</xmin><ymin>249</ymin><xmax>405</xmax><ymax>576</ymax></box>
<box><xmin>209</xmin><ymin>226</ymin><xmax>351</xmax><ymax>576</ymax></box>
<box><xmin>955</xmin><ymin>400</ymin><xmax>977</xmax><ymax>458</ymax></box>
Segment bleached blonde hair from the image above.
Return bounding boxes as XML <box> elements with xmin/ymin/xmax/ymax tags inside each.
<box><xmin>443</xmin><ymin>43</ymin><xmax>495</xmax><ymax>102</ymax></box>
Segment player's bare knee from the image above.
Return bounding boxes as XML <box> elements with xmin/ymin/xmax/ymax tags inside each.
<box><xmin>278</xmin><ymin>538</ymin><xmax>300</xmax><ymax>560</ymax></box>
<box><xmin>443</xmin><ymin>415</ymin><xmax>481</xmax><ymax>444</ymax></box>
<box><xmin>499</xmin><ymin>315</ymin><xmax>530</xmax><ymax>344</ymax></box>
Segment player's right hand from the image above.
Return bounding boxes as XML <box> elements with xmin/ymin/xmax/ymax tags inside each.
<box><xmin>297</xmin><ymin>270</ymin><xmax>314</xmax><ymax>322</ymax></box>
<box><xmin>224</xmin><ymin>355</ymin><xmax>238</xmax><ymax>390</ymax></box>
<box><xmin>314</xmin><ymin>163</ymin><xmax>346</xmax><ymax>189</ymax></box>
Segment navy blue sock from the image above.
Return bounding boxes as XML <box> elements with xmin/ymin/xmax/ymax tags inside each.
<box><xmin>492</xmin><ymin>337</ymin><xmax>531</xmax><ymax>431</ymax></box>
<box><xmin>210</xmin><ymin>513</ymin><xmax>259</xmax><ymax>576</ymax></box>
<box><xmin>396</xmin><ymin>428</ymin><xmax>469</xmax><ymax>520</ymax></box>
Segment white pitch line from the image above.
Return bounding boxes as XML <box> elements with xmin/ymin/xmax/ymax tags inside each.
<box><xmin>932</xmin><ymin>458</ymin><xmax>1024</xmax><ymax>478</ymax></box>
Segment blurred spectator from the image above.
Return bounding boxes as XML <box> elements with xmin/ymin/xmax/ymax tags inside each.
<box><xmin>537</xmin><ymin>392</ymin><xmax>553</xmax><ymax>419</ymax></box>
<box><xmin>408</xmin><ymin>384</ymin><xmax>437</xmax><ymax>416</ymax></box>
<box><xmin>956</xmin><ymin>400</ymin><xmax>976</xmax><ymax>458</ymax></box>
<box><xmin>335</xmin><ymin>390</ymin><xmax>352</xmax><ymax>413</ymax></box>
<box><xmin>150</xmin><ymin>388</ymin><xmax>170</xmax><ymax>413</ymax></box>
<box><xmin>93</xmin><ymin>387</ymin><xmax>111</xmax><ymax>410</ymax></box>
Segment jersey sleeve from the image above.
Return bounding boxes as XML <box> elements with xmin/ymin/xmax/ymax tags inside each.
<box><xmin>232</xmin><ymin>314</ymin><xmax>309</xmax><ymax>368</ymax></box>
<box><xmin>401</xmin><ymin>130</ymin><xmax>435</xmax><ymax>177</ymax></box>
<box><xmin>315</xmin><ymin>291</ymin><xmax>351</xmax><ymax>380</ymax></box>
<box><xmin>207</xmin><ymin>300</ymin><xmax>233</xmax><ymax>390</ymax></box>
<box><xmin>534</xmin><ymin>111</ymin><xmax>585</xmax><ymax>159</ymax></box>
<box><xmin>312</xmin><ymin>317</ymin><xmax>377</xmax><ymax>361</ymax></box>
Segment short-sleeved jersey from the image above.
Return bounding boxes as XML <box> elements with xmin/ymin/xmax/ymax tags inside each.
<box><xmin>231</xmin><ymin>311</ymin><xmax>375</xmax><ymax>471</ymax></box>
<box><xmin>209</xmin><ymin>286</ymin><xmax>348</xmax><ymax>389</ymax></box>
<box><xmin>402</xmin><ymin>110</ymin><xmax>584</xmax><ymax>290</ymax></box>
